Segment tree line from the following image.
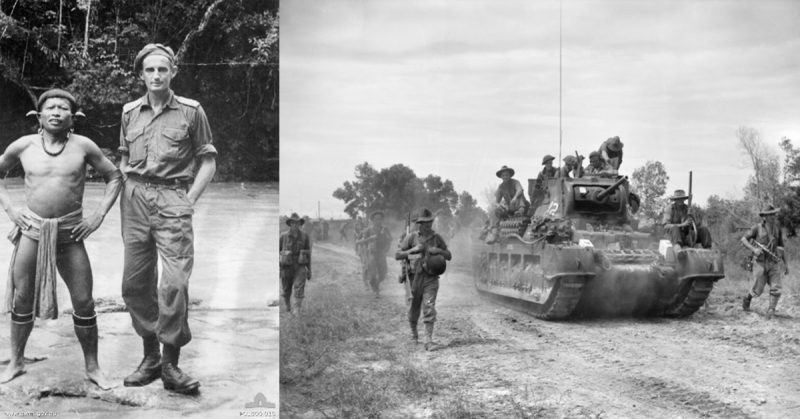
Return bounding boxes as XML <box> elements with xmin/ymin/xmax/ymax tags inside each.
<box><xmin>0</xmin><ymin>0</ymin><xmax>278</xmax><ymax>181</ymax></box>
<box><xmin>333</xmin><ymin>162</ymin><xmax>486</xmax><ymax>233</ymax></box>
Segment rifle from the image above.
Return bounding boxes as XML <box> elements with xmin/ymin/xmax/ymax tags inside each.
<box><xmin>400</xmin><ymin>212</ymin><xmax>412</xmax><ymax>284</ymax></box>
<box><xmin>752</xmin><ymin>240</ymin><xmax>782</xmax><ymax>264</ymax></box>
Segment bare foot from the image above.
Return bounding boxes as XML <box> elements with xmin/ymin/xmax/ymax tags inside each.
<box><xmin>0</xmin><ymin>363</ymin><xmax>26</xmax><ymax>384</ymax></box>
<box><xmin>86</xmin><ymin>368</ymin><xmax>116</xmax><ymax>390</ymax></box>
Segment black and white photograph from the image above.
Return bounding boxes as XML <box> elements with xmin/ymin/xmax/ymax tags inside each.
<box><xmin>0</xmin><ymin>1</ymin><xmax>278</xmax><ymax>416</ymax></box>
<box><xmin>281</xmin><ymin>0</ymin><xmax>799</xmax><ymax>417</ymax></box>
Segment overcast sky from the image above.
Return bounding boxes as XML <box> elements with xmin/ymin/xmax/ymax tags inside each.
<box><xmin>280</xmin><ymin>0</ymin><xmax>800</xmax><ymax>219</ymax></box>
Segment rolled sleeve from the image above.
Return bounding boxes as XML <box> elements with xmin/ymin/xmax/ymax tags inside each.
<box><xmin>191</xmin><ymin>105</ymin><xmax>215</xmax><ymax>157</ymax></box>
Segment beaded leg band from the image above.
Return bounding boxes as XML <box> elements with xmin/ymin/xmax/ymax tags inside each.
<box><xmin>11</xmin><ymin>310</ymin><xmax>34</xmax><ymax>325</ymax></box>
<box><xmin>72</xmin><ymin>312</ymin><xmax>97</xmax><ymax>328</ymax></box>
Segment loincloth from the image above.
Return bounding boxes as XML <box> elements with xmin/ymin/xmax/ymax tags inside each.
<box><xmin>3</xmin><ymin>208</ymin><xmax>83</xmax><ymax>319</ymax></box>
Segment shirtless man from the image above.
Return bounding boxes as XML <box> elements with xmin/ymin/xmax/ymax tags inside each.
<box><xmin>0</xmin><ymin>89</ymin><xmax>122</xmax><ymax>389</ymax></box>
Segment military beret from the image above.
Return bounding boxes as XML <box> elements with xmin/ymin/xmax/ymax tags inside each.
<box><xmin>133</xmin><ymin>43</ymin><xmax>176</xmax><ymax>72</ymax></box>
<box><xmin>37</xmin><ymin>89</ymin><xmax>77</xmax><ymax>112</ymax></box>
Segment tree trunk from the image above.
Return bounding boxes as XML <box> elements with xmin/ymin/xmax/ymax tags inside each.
<box><xmin>175</xmin><ymin>0</ymin><xmax>226</xmax><ymax>62</ymax></box>
<box><xmin>83</xmin><ymin>0</ymin><xmax>91</xmax><ymax>57</ymax></box>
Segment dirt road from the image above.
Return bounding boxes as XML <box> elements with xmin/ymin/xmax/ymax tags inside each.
<box><xmin>284</xmin><ymin>242</ymin><xmax>800</xmax><ymax>418</ymax></box>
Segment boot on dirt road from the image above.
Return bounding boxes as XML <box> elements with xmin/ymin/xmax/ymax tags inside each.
<box><xmin>742</xmin><ymin>294</ymin><xmax>752</xmax><ymax>312</ymax></box>
<box><xmin>766</xmin><ymin>295</ymin><xmax>779</xmax><ymax>319</ymax></box>
<box><xmin>410</xmin><ymin>322</ymin><xmax>419</xmax><ymax>343</ymax></box>
<box><xmin>424</xmin><ymin>323</ymin><xmax>435</xmax><ymax>351</ymax></box>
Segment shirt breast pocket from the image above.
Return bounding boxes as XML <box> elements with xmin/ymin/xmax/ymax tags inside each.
<box><xmin>159</xmin><ymin>127</ymin><xmax>191</xmax><ymax>161</ymax></box>
<box><xmin>125</xmin><ymin>127</ymin><xmax>146</xmax><ymax>163</ymax></box>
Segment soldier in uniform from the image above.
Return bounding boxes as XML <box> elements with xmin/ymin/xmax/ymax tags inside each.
<box><xmin>599</xmin><ymin>136</ymin><xmax>624</xmax><ymax>170</ymax></box>
<box><xmin>356</xmin><ymin>211</ymin><xmax>392</xmax><ymax>298</ymax></box>
<box><xmin>353</xmin><ymin>217</ymin><xmax>369</xmax><ymax>289</ymax></box>
<box><xmin>0</xmin><ymin>89</ymin><xmax>122</xmax><ymax>388</ymax></box>
<box><xmin>118</xmin><ymin>44</ymin><xmax>217</xmax><ymax>393</ymax></box>
<box><xmin>487</xmin><ymin>166</ymin><xmax>529</xmax><ymax>243</ymax></box>
<box><xmin>395</xmin><ymin>208</ymin><xmax>451</xmax><ymax>351</ymax></box>
<box><xmin>559</xmin><ymin>155</ymin><xmax>584</xmax><ymax>179</ymax></box>
<box><xmin>397</xmin><ymin>214</ymin><xmax>418</xmax><ymax>306</ymax></box>
<box><xmin>530</xmin><ymin>155</ymin><xmax>557</xmax><ymax>209</ymax></box>
<box><xmin>662</xmin><ymin>189</ymin><xmax>713</xmax><ymax>252</ymax></box>
<box><xmin>279</xmin><ymin>213</ymin><xmax>312</xmax><ymax>314</ymax></box>
<box><xmin>663</xmin><ymin>189</ymin><xmax>693</xmax><ymax>253</ymax></box>
<box><xmin>740</xmin><ymin>205</ymin><xmax>787</xmax><ymax>319</ymax></box>
<box><xmin>583</xmin><ymin>151</ymin><xmax>616</xmax><ymax>176</ymax></box>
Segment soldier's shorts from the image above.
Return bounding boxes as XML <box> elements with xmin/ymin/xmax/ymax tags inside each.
<box><xmin>751</xmin><ymin>262</ymin><xmax>782</xmax><ymax>297</ymax></box>
<box><xmin>408</xmin><ymin>275</ymin><xmax>439</xmax><ymax>324</ymax></box>
<box><xmin>281</xmin><ymin>266</ymin><xmax>308</xmax><ymax>299</ymax></box>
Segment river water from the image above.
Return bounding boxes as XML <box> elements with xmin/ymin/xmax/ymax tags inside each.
<box><xmin>0</xmin><ymin>180</ymin><xmax>278</xmax><ymax>311</ymax></box>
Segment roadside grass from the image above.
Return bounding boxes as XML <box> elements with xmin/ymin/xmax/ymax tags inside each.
<box><xmin>280</xmin><ymin>260</ymin><xmax>449</xmax><ymax>418</ymax></box>
<box><xmin>280</xmin><ymin>247</ymin><xmax>602</xmax><ymax>418</ymax></box>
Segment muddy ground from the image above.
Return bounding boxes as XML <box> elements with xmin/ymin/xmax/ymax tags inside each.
<box><xmin>282</xmin><ymin>241</ymin><xmax>800</xmax><ymax>418</ymax></box>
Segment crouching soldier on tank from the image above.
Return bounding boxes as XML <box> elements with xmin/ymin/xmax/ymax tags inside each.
<box><xmin>395</xmin><ymin>208</ymin><xmax>451</xmax><ymax>351</ymax></box>
<box><xmin>599</xmin><ymin>136</ymin><xmax>624</xmax><ymax>171</ymax></box>
<box><xmin>740</xmin><ymin>204</ymin><xmax>787</xmax><ymax>319</ymax></box>
<box><xmin>279</xmin><ymin>213</ymin><xmax>312</xmax><ymax>315</ymax></box>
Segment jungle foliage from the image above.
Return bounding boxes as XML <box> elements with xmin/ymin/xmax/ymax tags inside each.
<box><xmin>0</xmin><ymin>0</ymin><xmax>278</xmax><ymax>181</ymax></box>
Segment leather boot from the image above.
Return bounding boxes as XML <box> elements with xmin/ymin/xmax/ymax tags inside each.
<box><xmin>742</xmin><ymin>294</ymin><xmax>752</xmax><ymax>312</ymax></box>
<box><xmin>123</xmin><ymin>336</ymin><xmax>161</xmax><ymax>387</ymax></box>
<box><xmin>424</xmin><ymin>323</ymin><xmax>435</xmax><ymax>351</ymax></box>
<box><xmin>283</xmin><ymin>296</ymin><xmax>292</xmax><ymax>313</ymax></box>
<box><xmin>293</xmin><ymin>298</ymin><xmax>303</xmax><ymax>315</ymax></box>
<box><xmin>766</xmin><ymin>294</ymin><xmax>779</xmax><ymax>320</ymax></box>
<box><xmin>161</xmin><ymin>344</ymin><xmax>200</xmax><ymax>394</ymax></box>
<box><xmin>409</xmin><ymin>322</ymin><xmax>419</xmax><ymax>343</ymax></box>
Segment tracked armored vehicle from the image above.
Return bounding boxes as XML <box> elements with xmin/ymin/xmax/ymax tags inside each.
<box><xmin>473</xmin><ymin>174</ymin><xmax>724</xmax><ymax>319</ymax></box>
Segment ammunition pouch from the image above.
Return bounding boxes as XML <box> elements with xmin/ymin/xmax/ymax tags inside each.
<box><xmin>279</xmin><ymin>250</ymin><xmax>293</xmax><ymax>267</ymax></box>
<box><xmin>298</xmin><ymin>249</ymin><xmax>311</xmax><ymax>265</ymax></box>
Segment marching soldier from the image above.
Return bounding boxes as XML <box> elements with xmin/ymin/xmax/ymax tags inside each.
<box><xmin>356</xmin><ymin>211</ymin><xmax>392</xmax><ymax>298</ymax></box>
<box><xmin>397</xmin><ymin>213</ymin><xmax>417</xmax><ymax>306</ymax></box>
<box><xmin>395</xmin><ymin>208</ymin><xmax>452</xmax><ymax>351</ymax></box>
<box><xmin>741</xmin><ymin>204</ymin><xmax>787</xmax><ymax>319</ymax></box>
<box><xmin>279</xmin><ymin>213</ymin><xmax>312</xmax><ymax>314</ymax></box>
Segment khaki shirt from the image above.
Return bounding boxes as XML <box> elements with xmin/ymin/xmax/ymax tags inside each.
<box><xmin>119</xmin><ymin>91</ymin><xmax>217</xmax><ymax>181</ymax></box>
<box><xmin>663</xmin><ymin>202</ymin><xmax>688</xmax><ymax>226</ymax></box>
<box><xmin>279</xmin><ymin>229</ymin><xmax>312</xmax><ymax>268</ymax></box>
<box><xmin>744</xmin><ymin>222</ymin><xmax>784</xmax><ymax>264</ymax></box>
<box><xmin>400</xmin><ymin>230</ymin><xmax>448</xmax><ymax>277</ymax></box>
<box><xmin>495</xmin><ymin>179</ymin><xmax>524</xmax><ymax>204</ymax></box>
